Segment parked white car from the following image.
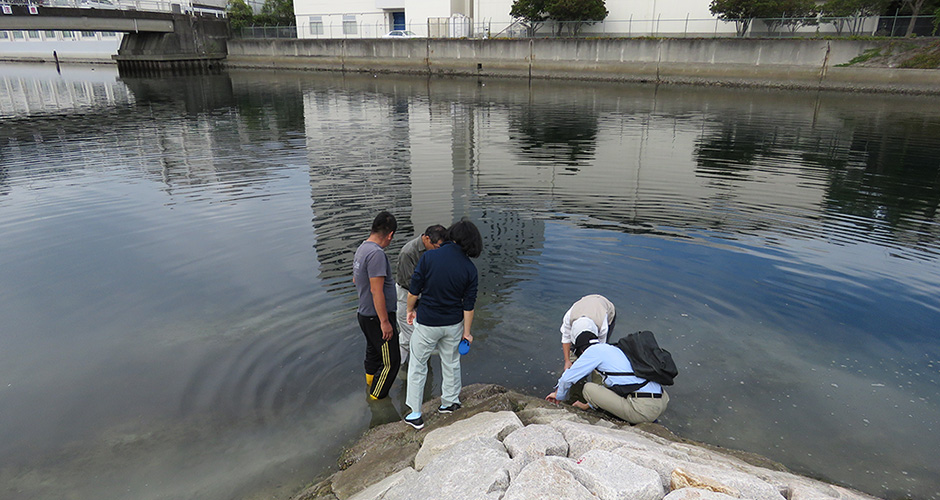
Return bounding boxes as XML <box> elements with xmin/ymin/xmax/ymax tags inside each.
<box><xmin>382</xmin><ymin>30</ymin><xmax>421</xmax><ymax>39</ymax></box>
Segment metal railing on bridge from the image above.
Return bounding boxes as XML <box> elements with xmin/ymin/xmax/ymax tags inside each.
<box><xmin>6</xmin><ymin>0</ymin><xmax>225</xmax><ymax>17</ymax></box>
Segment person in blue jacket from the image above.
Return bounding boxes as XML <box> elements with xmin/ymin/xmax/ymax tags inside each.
<box><xmin>402</xmin><ymin>219</ymin><xmax>483</xmax><ymax>430</ymax></box>
<box><xmin>546</xmin><ymin>330</ymin><xmax>669</xmax><ymax>424</ymax></box>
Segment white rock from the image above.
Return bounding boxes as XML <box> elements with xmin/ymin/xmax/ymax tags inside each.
<box><xmin>502</xmin><ymin>424</ymin><xmax>568</xmax><ymax>482</ymax></box>
<box><xmin>673</xmin><ymin>463</ymin><xmax>785</xmax><ymax>500</ymax></box>
<box><xmin>569</xmin><ymin>449</ymin><xmax>665</xmax><ymax>500</ymax></box>
<box><xmin>414</xmin><ymin>411</ymin><xmax>523</xmax><ymax>470</ymax></box>
<box><xmin>612</xmin><ymin>446</ymin><xmax>691</xmax><ymax>490</ymax></box>
<box><xmin>518</xmin><ymin>407</ymin><xmax>589</xmax><ymax>425</ymax></box>
<box><xmin>594</xmin><ymin>419</ymin><xmax>619</xmax><ymax>429</ymax></box>
<box><xmin>347</xmin><ymin>467</ymin><xmax>417</xmax><ymax>500</ymax></box>
<box><xmin>502</xmin><ymin>456</ymin><xmax>597</xmax><ymax>500</ymax></box>
<box><xmin>503</xmin><ymin>424</ymin><xmax>568</xmax><ymax>461</ymax></box>
<box><xmin>664</xmin><ymin>487</ymin><xmax>740</xmax><ymax>500</ymax></box>
<box><xmin>669</xmin><ymin>441</ymin><xmax>761</xmax><ymax>470</ymax></box>
<box><xmin>383</xmin><ymin>436</ymin><xmax>512</xmax><ymax>500</ymax></box>
<box><xmin>550</xmin><ymin>419</ymin><xmax>671</xmax><ymax>460</ymax></box>
<box><xmin>788</xmin><ymin>481</ymin><xmax>883</xmax><ymax>500</ymax></box>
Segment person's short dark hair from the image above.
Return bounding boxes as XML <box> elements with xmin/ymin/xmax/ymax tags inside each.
<box><xmin>446</xmin><ymin>219</ymin><xmax>483</xmax><ymax>258</ymax></box>
<box><xmin>424</xmin><ymin>224</ymin><xmax>447</xmax><ymax>244</ymax></box>
<box><xmin>573</xmin><ymin>331</ymin><xmax>600</xmax><ymax>357</ymax></box>
<box><xmin>371</xmin><ymin>211</ymin><xmax>397</xmax><ymax>235</ymax></box>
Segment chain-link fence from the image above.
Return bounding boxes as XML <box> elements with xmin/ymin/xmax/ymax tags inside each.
<box><xmin>235</xmin><ymin>25</ymin><xmax>299</xmax><ymax>38</ymax></box>
<box><xmin>232</xmin><ymin>14</ymin><xmax>939</xmax><ymax>40</ymax></box>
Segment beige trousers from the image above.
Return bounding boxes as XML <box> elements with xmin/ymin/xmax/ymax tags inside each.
<box><xmin>583</xmin><ymin>382</ymin><xmax>669</xmax><ymax>424</ymax></box>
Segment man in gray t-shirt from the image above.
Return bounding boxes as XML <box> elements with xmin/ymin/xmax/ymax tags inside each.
<box><xmin>353</xmin><ymin>211</ymin><xmax>400</xmax><ymax>400</ymax></box>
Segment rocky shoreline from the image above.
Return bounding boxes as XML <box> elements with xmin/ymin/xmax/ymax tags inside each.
<box><xmin>292</xmin><ymin>384</ymin><xmax>880</xmax><ymax>500</ymax></box>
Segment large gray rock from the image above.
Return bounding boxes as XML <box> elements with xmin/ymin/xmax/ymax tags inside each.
<box><xmin>671</xmin><ymin>464</ymin><xmax>785</xmax><ymax>500</ymax></box>
<box><xmin>787</xmin><ymin>481</ymin><xmax>883</xmax><ymax>500</ymax></box>
<box><xmin>503</xmin><ymin>424</ymin><xmax>568</xmax><ymax>461</ymax></box>
<box><xmin>502</xmin><ymin>457</ymin><xmax>597</xmax><ymax>500</ymax></box>
<box><xmin>383</xmin><ymin>436</ymin><xmax>512</xmax><ymax>500</ymax></box>
<box><xmin>347</xmin><ymin>467</ymin><xmax>417</xmax><ymax>500</ymax></box>
<box><xmin>550</xmin><ymin>419</ymin><xmax>672</xmax><ymax>460</ymax></box>
<box><xmin>502</xmin><ymin>424</ymin><xmax>570</xmax><ymax>482</ymax></box>
<box><xmin>568</xmin><ymin>449</ymin><xmax>664</xmax><ymax>500</ymax></box>
<box><xmin>517</xmin><ymin>407</ymin><xmax>589</xmax><ymax>426</ymax></box>
<box><xmin>414</xmin><ymin>411</ymin><xmax>523</xmax><ymax>470</ymax></box>
<box><xmin>670</xmin><ymin>440</ymin><xmax>776</xmax><ymax>474</ymax></box>
<box><xmin>664</xmin><ymin>488</ymin><xmax>741</xmax><ymax>500</ymax></box>
<box><xmin>612</xmin><ymin>445</ymin><xmax>693</xmax><ymax>490</ymax></box>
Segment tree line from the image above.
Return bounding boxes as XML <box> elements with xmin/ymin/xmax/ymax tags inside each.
<box><xmin>227</xmin><ymin>0</ymin><xmax>295</xmax><ymax>29</ymax></box>
<box><xmin>708</xmin><ymin>0</ymin><xmax>940</xmax><ymax>36</ymax></box>
<box><xmin>508</xmin><ymin>0</ymin><xmax>939</xmax><ymax>37</ymax></box>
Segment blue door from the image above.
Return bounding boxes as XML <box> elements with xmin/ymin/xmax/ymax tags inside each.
<box><xmin>392</xmin><ymin>11</ymin><xmax>405</xmax><ymax>30</ymax></box>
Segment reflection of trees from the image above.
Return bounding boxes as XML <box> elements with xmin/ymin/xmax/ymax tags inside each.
<box><xmin>472</xmin><ymin>208</ymin><xmax>545</xmax><ymax>300</ymax></box>
<box><xmin>823</xmin><ymin>115</ymin><xmax>940</xmax><ymax>239</ymax></box>
<box><xmin>232</xmin><ymin>79</ymin><xmax>305</xmax><ymax>133</ymax></box>
<box><xmin>693</xmin><ymin>110</ymin><xmax>940</xmax><ymax>249</ymax></box>
<box><xmin>0</xmin><ymin>156</ymin><xmax>8</xmax><ymax>197</ymax></box>
<box><xmin>693</xmin><ymin>119</ymin><xmax>788</xmax><ymax>179</ymax></box>
<box><xmin>508</xmin><ymin>105</ymin><xmax>599</xmax><ymax>167</ymax></box>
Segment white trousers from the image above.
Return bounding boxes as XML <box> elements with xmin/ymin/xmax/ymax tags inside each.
<box><xmin>406</xmin><ymin>320</ymin><xmax>463</xmax><ymax>414</ymax></box>
<box><xmin>395</xmin><ymin>284</ymin><xmax>413</xmax><ymax>363</ymax></box>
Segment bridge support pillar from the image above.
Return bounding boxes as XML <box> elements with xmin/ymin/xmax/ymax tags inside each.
<box><xmin>114</xmin><ymin>14</ymin><xmax>228</xmax><ymax>76</ymax></box>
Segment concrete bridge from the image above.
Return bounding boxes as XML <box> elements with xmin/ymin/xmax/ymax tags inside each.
<box><xmin>0</xmin><ymin>3</ymin><xmax>229</xmax><ymax>73</ymax></box>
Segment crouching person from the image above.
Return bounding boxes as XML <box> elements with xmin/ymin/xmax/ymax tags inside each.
<box><xmin>546</xmin><ymin>331</ymin><xmax>668</xmax><ymax>424</ymax></box>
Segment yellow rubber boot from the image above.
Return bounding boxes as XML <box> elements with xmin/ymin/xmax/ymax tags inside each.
<box><xmin>365</xmin><ymin>373</ymin><xmax>374</xmax><ymax>387</ymax></box>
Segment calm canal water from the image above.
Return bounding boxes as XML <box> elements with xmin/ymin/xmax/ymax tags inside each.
<box><xmin>1</xmin><ymin>63</ymin><xmax>939</xmax><ymax>500</ymax></box>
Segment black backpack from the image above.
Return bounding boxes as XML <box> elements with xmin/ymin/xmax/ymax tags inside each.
<box><xmin>599</xmin><ymin>330</ymin><xmax>678</xmax><ymax>395</ymax></box>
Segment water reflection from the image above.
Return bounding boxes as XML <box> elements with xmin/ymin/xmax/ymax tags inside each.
<box><xmin>0</xmin><ymin>65</ymin><xmax>938</xmax><ymax>500</ymax></box>
<box><xmin>0</xmin><ymin>64</ymin><xmax>133</xmax><ymax>118</ymax></box>
<box><xmin>508</xmin><ymin>100</ymin><xmax>600</xmax><ymax>167</ymax></box>
<box><xmin>824</xmin><ymin>114</ymin><xmax>940</xmax><ymax>250</ymax></box>
<box><xmin>303</xmin><ymin>80</ymin><xmax>414</xmax><ymax>289</ymax></box>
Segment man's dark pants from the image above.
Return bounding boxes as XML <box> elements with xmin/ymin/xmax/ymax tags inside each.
<box><xmin>358</xmin><ymin>312</ymin><xmax>401</xmax><ymax>399</ymax></box>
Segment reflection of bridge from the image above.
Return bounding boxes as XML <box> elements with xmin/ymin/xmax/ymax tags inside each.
<box><xmin>0</xmin><ymin>3</ymin><xmax>228</xmax><ymax>73</ymax></box>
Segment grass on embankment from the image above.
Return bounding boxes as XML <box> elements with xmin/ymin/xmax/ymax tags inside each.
<box><xmin>839</xmin><ymin>39</ymin><xmax>940</xmax><ymax>69</ymax></box>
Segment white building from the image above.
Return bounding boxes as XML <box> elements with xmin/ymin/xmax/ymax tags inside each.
<box><xmin>292</xmin><ymin>0</ymin><xmax>880</xmax><ymax>39</ymax></box>
<box><xmin>293</xmin><ymin>0</ymin><xmax>727</xmax><ymax>39</ymax></box>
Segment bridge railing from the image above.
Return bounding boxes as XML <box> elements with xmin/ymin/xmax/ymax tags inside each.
<box><xmin>36</xmin><ymin>0</ymin><xmax>224</xmax><ymax>16</ymax></box>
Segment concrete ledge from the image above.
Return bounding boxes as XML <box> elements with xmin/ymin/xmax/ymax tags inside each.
<box><xmin>226</xmin><ymin>38</ymin><xmax>940</xmax><ymax>94</ymax></box>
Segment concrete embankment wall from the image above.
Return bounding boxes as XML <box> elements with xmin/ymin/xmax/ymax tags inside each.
<box><xmin>226</xmin><ymin>38</ymin><xmax>940</xmax><ymax>94</ymax></box>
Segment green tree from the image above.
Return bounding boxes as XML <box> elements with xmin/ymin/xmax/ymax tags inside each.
<box><xmin>510</xmin><ymin>0</ymin><xmax>607</xmax><ymax>36</ymax></box>
<box><xmin>510</xmin><ymin>0</ymin><xmax>550</xmax><ymax>36</ymax></box>
<box><xmin>256</xmin><ymin>0</ymin><xmax>295</xmax><ymax>26</ymax></box>
<box><xmin>933</xmin><ymin>5</ymin><xmax>940</xmax><ymax>34</ymax></box>
<box><xmin>762</xmin><ymin>0</ymin><xmax>818</xmax><ymax>33</ymax></box>
<box><xmin>547</xmin><ymin>0</ymin><xmax>608</xmax><ymax>35</ymax></box>
<box><xmin>709</xmin><ymin>0</ymin><xmax>768</xmax><ymax>36</ymax></box>
<box><xmin>820</xmin><ymin>0</ymin><xmax>889</xmax><ymax>34</ymax></box>
<box><xmin>226</xmin><ymin>0</ymin><xmax>254</xmax><ymax>31</ymax></box>
<box><xmin>900</xmin><ymin>0</ymin><xmax>939</xmax><ymax>36</ymax></box>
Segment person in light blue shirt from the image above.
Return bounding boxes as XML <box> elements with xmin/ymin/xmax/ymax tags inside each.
<box><xmin>547</xmin><ymin>331</ymin><xmax>669</xmax><ymax>424</ymax></box>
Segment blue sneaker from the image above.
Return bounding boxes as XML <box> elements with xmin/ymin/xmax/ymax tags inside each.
<box><xmin>404</xmin><ymin>413</ymin><xmax>424</xmax><ymax>430</ymax></box>
<box><xmin>438</xmin><ymin>403</ymin><xmax>461</xmax><ymax>414</ymax></box>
